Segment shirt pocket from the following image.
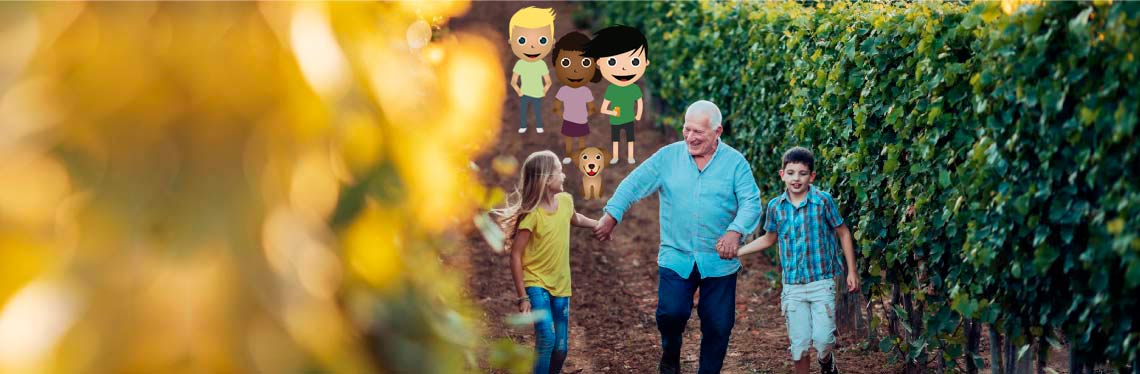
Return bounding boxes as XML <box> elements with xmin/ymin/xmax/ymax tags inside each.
<box><xmin>698</xmin><ymin>181</ymin><xmax>736</xmax><ymax>238</ymax></box>
<box><xmin>777</xmin><ymin>216</ymin><xmax>794</xmax><ymax>238</ymax></box>
<box><xmin>701</xmin><ymin>180</ymin><xmax>736</xmax><ymax>202</ymax></box>
<box><xmin>810</xmin><ymin>203</ymin><xmax>830</xmax><ymax>229</ymax></box>
<box><xmin>777</xmin><ymin>217</ymin><xmax>799</xmax><ymax>269</ymax></box>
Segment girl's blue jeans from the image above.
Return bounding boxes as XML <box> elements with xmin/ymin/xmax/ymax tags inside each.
<box><xmin>526</xmin><ymin>286</ymin><xmax>569</xmax><ymax>374</ymax></box>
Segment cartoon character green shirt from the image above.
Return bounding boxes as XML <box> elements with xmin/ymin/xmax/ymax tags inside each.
<box><xmin>604</xmin><ymin>84</ymin><xmax>642</xmax><ymax>125</ymax></box>
<box><xmin>513</xmin><ymin>60</ymin><xmax>549</xmax><ymax>98</ymax></box>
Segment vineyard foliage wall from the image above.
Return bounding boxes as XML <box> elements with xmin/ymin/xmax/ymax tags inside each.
<box><xmin>593</xmin><ymin>0</ymin><xmax>1139</xmax><ymax>366</ymax></box>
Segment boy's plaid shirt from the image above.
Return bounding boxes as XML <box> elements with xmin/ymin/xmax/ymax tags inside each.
<box><xmin>763</xmin><ymin>185</ymin><xmax>847</xmax><ymax>285</ymax></box>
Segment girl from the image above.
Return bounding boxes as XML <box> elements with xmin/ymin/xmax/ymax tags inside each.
<box><xmin>551</xmin><ymin>31</ymin><xmax>601</xmax><ymax>164</ymax></box>
<box><xmin>496</xmin><ymin>150</ymin><xmax>598</xmax><ymax>374</ymax></box>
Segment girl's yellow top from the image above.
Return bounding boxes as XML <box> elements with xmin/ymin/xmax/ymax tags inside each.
<box><xmin>517</xmin><ymin>192</ymin><xmax>573</xmax><ymax>296</ymax></box>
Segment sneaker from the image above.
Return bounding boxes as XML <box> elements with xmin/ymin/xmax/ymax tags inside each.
<box><xmin>562</xmin><ymin>157</ymin><xmax>571</xmax><ymax>164</ymax></box>
<box><xmin>536</xmin><ymin>128</ymin><xmax>544</xmax><ymax>133</ymax></box>
<box><xmin>610</xmin><ymin>157</ymin><xmax>619</xmax><ymax>165</ymax></box>
<box><xmin>819</xmin><ymin>354</ymin><xmax>839</xmax><ymax>374</ymax></box>
<box><xmin>628</xmin><ymin>158</ymin><xmax>636</xmax><ymax>164</ymax></box>
<box><xmin>518</xmin><ymin>128</ymin><xmax>526</xmax><ymax>133</ymax></box>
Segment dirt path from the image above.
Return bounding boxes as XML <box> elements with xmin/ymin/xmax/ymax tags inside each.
<box><xmin>447</xmin><ymin>2</ymin><xmax>893</xmax><ymax>373</ymax></box>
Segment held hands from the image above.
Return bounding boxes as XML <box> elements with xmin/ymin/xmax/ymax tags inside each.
<box><xmin>846</xmin><ymin>272</ymin><xmax>861</xmax><ymax>293</ymax></box>
<box><xmin>715</xmin><ymin>231</ymin><xmax>742</xmax><ymax>259</ymax></box>
<box><xmin>593</xmin><ymin>213</ymin><xmax>616</xmax><ymax>241</ymax></box>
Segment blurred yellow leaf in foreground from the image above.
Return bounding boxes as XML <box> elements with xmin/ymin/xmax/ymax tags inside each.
<box><xmin>0</xmin><ymin>1</ymin><xmax>506</xmax><ymax>373</ymax></box>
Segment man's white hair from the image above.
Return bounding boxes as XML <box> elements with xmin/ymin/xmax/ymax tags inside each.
<box><xmin>684</xmin><ymin>100</ymin><xmax>723</xmax><ymax>129</ymax></box>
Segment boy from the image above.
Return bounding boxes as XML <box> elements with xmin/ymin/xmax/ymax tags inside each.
<box><xmin>582</xmin><ymin>25</ymin><xmax>648</xmax><ymax>164</ymax></box>
<box><xmin>735</xmin><ymin>147</ymin><xmax>859</xmax><ymax>374</ymax></box>
<box><xmin>508</xmin><ymin>7</ymin><xmax>556</xmax><ymax>134</ymax></box>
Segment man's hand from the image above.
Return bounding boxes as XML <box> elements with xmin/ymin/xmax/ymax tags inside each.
<box><xmin>518</xmin><ymin>299</ymin><xmax>531</xmax><ymax>314</ymax></box>
<box><xmin>846</xmin><ymin>272</ymin><xmax>861</xmax><ymax>293</ymax></box>
<box><xmin>552</xmin><ymin>105</ymin><xmax>562</xmax><ymax>116</ymax></box>
<box><xmin>594</xmin><ymin>213</ymin><xmax>617</xmax><ymax>241</ymax></box>
<box><xmin>716</xmin><ymin>231</ymin><xmax>742</xmax><ymax>259</ymax></box>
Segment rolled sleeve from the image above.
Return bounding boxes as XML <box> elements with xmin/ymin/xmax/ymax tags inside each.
<box><xmin>603</xmin><ymin>150</ymin><xmax>663</xmax><ymax>223</ymax></box>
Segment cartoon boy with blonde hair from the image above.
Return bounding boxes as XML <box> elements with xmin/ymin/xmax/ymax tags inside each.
<box><xmin>509</xmin><ymin>6</ymin><xmax>555</xmax><ymax>134</ymax></box>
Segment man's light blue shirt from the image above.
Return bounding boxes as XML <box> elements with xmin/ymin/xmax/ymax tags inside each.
<box><xmin>603</xmin><ymin>140</ymin><xmax>762</xmax><ymax>279</ymax></box>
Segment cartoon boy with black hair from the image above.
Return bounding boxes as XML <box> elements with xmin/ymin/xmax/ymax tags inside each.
<box><xmin>583</xmin><ymin>25</ymin><xmax>648</xmax><ymax>164</ymax></box>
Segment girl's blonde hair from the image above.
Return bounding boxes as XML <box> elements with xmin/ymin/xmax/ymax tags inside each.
<box><xmin>493</xmin><ymin>150</ymin><xmax>560</xmax><ymax>249</ymax></box>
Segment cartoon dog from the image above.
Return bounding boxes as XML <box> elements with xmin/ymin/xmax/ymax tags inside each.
<box><xmin>575</xmin><ymin>147</ymin><xmax>610</xmax><ymax>200</ymax></box>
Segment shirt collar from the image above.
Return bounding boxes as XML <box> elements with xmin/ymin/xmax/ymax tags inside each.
<box><xmin>778</xmin><ymin>185</ymin><xmax>822</xmax><ymax>207</ymax></box>
<box><xmin>686</xmin><ymin>138</ymin><xmax>725</xmax><ymax>170</ymax></box>
<box><xmin>709</xmin><ymin>138</ymin><xmax>725</xmax><ymax>161</ymax></box>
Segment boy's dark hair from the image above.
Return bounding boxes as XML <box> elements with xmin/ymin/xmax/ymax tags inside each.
<box><xmin>782</xmin><ymin>147</ymin><xmax>815</xmax><ymax>172</ymax></box>
<box><xmin>552</xmin><ymin>31</ymin><xmax>602</xmax><ymax>83</ymax></box>
<box><xmin>581</xmin><ymin>25</ymin><xmax>648</xmax><ymax>59</ymax></box>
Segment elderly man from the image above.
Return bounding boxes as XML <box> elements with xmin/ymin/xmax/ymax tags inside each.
<box><xmin>595</xmin><ymin>100</ymin><xmax>761</xmax><ymax>374</ymax></box>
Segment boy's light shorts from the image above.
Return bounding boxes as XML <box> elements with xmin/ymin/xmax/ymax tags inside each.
<box><xmin>780</xmin><ymin>278</ymin><xmax>837</xmax><ymax>360</ymax></box>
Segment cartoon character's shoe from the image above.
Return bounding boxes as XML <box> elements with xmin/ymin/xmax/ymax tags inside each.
<box><xmin>518</xmin><ymin>128</ymin><xmax>526</xmax><ymax>134</ymax></box>
<box><xmin>536</xmin><ymin>128</ymin><xmax>544</xmax><ymax>134</ymax></box>
<box><xmin>562</xmin><ymin>157</ymin><xmax>571</xmax><ymax>164</ymax></box>
<box><xmin>610</xmin><ymin>158</ymin><xmax>619</xmax><ymax>165</ymax></box>
<box><xmin>628</xmin><ymin>158</ymin><xmax>636</xmax><ymax>164</ymax></box>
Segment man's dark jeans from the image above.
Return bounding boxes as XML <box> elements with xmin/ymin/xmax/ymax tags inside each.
<box><xmin>657</xmin><ymin>264</ymin><xmax>737</xmax><ymax>374</ymax></box>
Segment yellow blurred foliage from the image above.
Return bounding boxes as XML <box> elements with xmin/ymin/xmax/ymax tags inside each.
<box><xmin>1000</xmin><ymin>0</ymin><xmax>1042</xmax><ymax>15</ymax></box>
<box><xmin>0</xmin><ymin>1</ymin><xmax>505</xmax><ymax>373</ymax></box>
<box><xmin>344</xmin><ymin>202</ymin><xmax>403</xmax><ymax>291</ymax></box>
<box><xmin>0</xmin><ymin>148</ymin><xmax>71</xmax><ymax>228</ymax></box>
